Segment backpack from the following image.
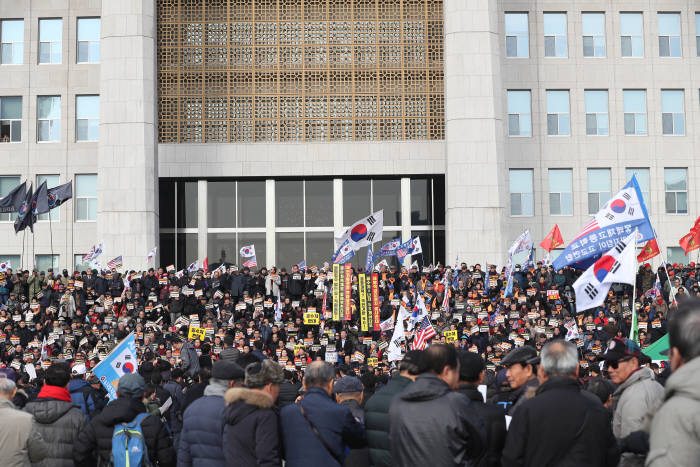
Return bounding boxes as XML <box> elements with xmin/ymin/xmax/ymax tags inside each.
<box><xmin>110</xmin><ymin>412</ymin><xmax>152</xmax><ymax>467</ymax></box>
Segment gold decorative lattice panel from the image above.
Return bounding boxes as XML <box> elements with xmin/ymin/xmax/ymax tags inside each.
<box><xmin>157</xmin><ymin>0</ymin><xmax>444</xmax><ymax>142</ymax></box>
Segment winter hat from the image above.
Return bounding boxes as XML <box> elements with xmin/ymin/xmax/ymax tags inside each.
<box><xmin>244</xmin><ymin>360</ymin><xmax>284</xmax><ymax>388</ymax></box>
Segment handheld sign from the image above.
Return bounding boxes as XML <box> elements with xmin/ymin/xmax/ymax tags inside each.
<box><xmin>444</xmin><ymin>330</ymin><xmax>458</xmax><ymax>343</ymax></box>
<box><xmin>188</xmin><ymin>326</ymin><xmax>206</xmax><ymax>341</ymax></box>
<box><xmin>304</xmin><ymin>312</ymin><xmax>320</xmax><ymax>325</ymax></box>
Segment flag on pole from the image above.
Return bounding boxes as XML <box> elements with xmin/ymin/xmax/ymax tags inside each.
<box><xmin>92</xmin><ymin>241</ymin><xmax>105</xmax><ymax>262</ymax></box>
<box><xmin>377</xmin><ymin>238</ymin><xmax>401</xmax><ymax>258</ymax></box>
<box><xmin>92</xmin><ymin>333</ymin><xmax>138</xmax><ymax>400</ymax></box>
<box><xmin>679</xmin><ymin>232</ymin><xmax>700</xmax><ymax>255</ymax></box>
<box><xmin>565</xmin><ymin>323</ymin><xmax>580</xmax><ymax>341</ymax></box>
<box><xmin>0</xmin><ymin>261</ymin><xmax>10</xmax><ymax>273</ymax></box>
<box><xmin>365</xmin><ymin>248</ymin><xmax>375</xmax><ymax>272</ymax></box>
<box><xmin>332</xmin><ymin>240</ymin><xmax>355</xmax><ymax>264</ymax></box>
<box><xmin>202</xmin><ymin>257</ymin><xmax>209</xmax><ymax>273</ymax></box>
<box><xmin>13</xmin><ymin>183</ymin><xmax>33</xmax><ymax>233</ymax></box>
<box><xmin>243</xmin><ymin>256</ymin><xmax>258</xmax><ymax>268</ymax></box>
<box><xmin>553</xmin><ymin>175</ymin><xmax>653</xmax><ymax>270</ymax></box>
<box><xmin>31</xmin><ymin>180</ymin><xmax>49</xmax><ymax>217</ymax></box>
<box><xmin>412</xmin><ymin>316</ymin><xmax>437</xmax><ymax>350</ymax></box>
<box><xmin>0</xmin><ymin>181</ymin><xmax>26</xmax><ymax>213</ymax></box>
<box><xmin>45</xmin><ymin>181</ymin><xmax>72</xmax><ymax>211</ymax></box>
<box><xmin>240</xmin><ymin>245</ymin><xmax>256</xmax><ymax>258</ymax></box>
<box><xmin>388</xmin><ymin>307</ymin><xmax>408</xmax><ymax>361</ymax></box>
<box><xmin>107</xmin><ymin>256</ymin><xmax>123</xmax><ymax>270</ymax></box>
<box><xmin>540</xmin><ymin>224</ymin><xmax>564</xmax><ymax>252</ymax></box>
<box><xmin>630</xmin><ymin>306</ymin><xmax>639</xmax><ymax>344</ymax></box>
<box><xmin>374</xmin><ymin>259</ymin><xmax>388</xmax><ymax>271</ymax></box>
<box><xmin>573</xmin><ymin>233</ymin><xmax>637</xmax><ymax>312</ymax></box>
<box><xmin>637</xmin><ymin>238</ymin><xmax>660</xmax><ymax>263</ymax></box>
<box><xmin>147</xmin><ymin>247</ymin><xmax>157</xmax><ymax>262</ymax></box>
<box><xmin>395</xmin><ymin>239</ymin><xmax>414</xmax><ymax>264</ymax></box>
<box><xmin>334</xmin><ymin>210</ymin><xmax>383</xmax><ymax>250</ymax></box>
<box><xmin>484</xmin><ymin>262</ymin><xmax>491</xmax><ymax>292</ymax></box>
<box><xmin>410</xmin><ymin>237</ymin><xmax>423</xmax><ymax>255</ymax></box>
<box><xmin>644</xmin><ymin>275</ymin><xmax>662</xmax><ymax>299</ymax></box>
<box><xmin>82</xmin><ymin>246</ymin><xmax>96</xmax><ymax>263</ymax></box>
<box><xmin>274</xmin><ymin>296</ymin><xmax>282</xmax><ymax>322</ymax></box>
<box><xmin>41</xmin><ymin>336</ymin><xmax>48</xmax><ymax>362</ymax></box>
<box><xmin>296</xmin><ymin>260</ymin><xmax>306</xmax><ymax>271</ymax></box>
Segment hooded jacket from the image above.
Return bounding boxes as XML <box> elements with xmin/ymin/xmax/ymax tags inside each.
<box><xmin>646</xmin><ymin>356</ymin><xmax>700</xmax><ymax>466</ymax></box>
<box><xmin>178</xmin><ymin>380</ymin><xmax>229</xmax><ymax>467</ymax></box>
<box><xmin>73</xmin><ymin>396</ymin><xmax>175</xmax><ymax>467</ymax></box>
<box><xmin>455</xmin><ymin>384</ymin><xmax>507</xmax><ymax>467</ymax></box>
<box><xmin>389</xmin><ymin>374</ymin><xmax>486</xmax><ymax>467</ymax></box>
<box><xmin>223</xmin><ymin>387</ymin><xmax>281</xmax><ymax>467</ymax></box>
<box><xmin>24</xmin><ymin>385</ymin><xmax>87</xmax><ymax>467</ymax></box>
<box><xmin>612</xmin><ymin>366</ymin><xmax>664</xmax><ymax>467</ymax></box>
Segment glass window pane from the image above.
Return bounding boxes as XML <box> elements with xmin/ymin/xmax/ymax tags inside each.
<box><xmin>626</xmin><ymin>168</ymin><xmax>649</xmax><ymax>192</ymax></box>
<box><xmin>582</xmin><ymin>13</ymin><xmax>605</xmax><ymax>35</ymax></box>
<box><xmin>544</xmin><ymin>13</ymin><xmax>567</xmax><ymax>35</ymax></box>
<box><xmin>506</xmin><ymin>36</ymin><xmax>517</xmax><ymax>57</ymax></box>
<box><xmin>77</xmin><ymin>42</ymin><xmax>89</xmax><ymax>62</ymax></box>
<box><xmin>623</xmin><ymin>90</ymin><xmax>646</xmax><ymax>113</ymax></box>
<box><xmin>373</xmin><ymin>179</ymin><xmax>401</xmax><ymax>225</ymax></box>
<box><xmin>508</xmin><ymin>114</ymin><xmax>519</xmax><ymax>135</ymax></box>
<box><xmin>36</xmin><ymin>255</ymin><xmax>59</xmax><ymax>272</ymax></box>
<box><xmin>507</xmin><ymin>90</ymin><xmax>530</xmax><ymax>113</ymax></box>
<box><xmin>305</xmin><ymin>180</ymin><xmax>333</xmax><ymax>227</ymax></box>
<box><xmin>588</xmin><ymin>193</ymin><xmax>599</xmax><ymax>214</ymax></box>
<box><xmin>583</xmin><ymin>36</ymin><xmax>594</xmax><ymax>56</ymax></box>
<box><xmin>207</xmin><ymin>181</ymin><xmax>235</xmax><ymax>228</ymax></box>
<box><xmin>667</xmin><ymin>247</ymin><xmax>688</xmax><ymax>265</ymax></box>
<box><xmin>177</xmin><ymin>233</ymin><xmax>199</xmax><ymax>269</ymax></box>
<box><xmin>658</xmin><ymin>13</ymin><xmax>680</xmax><ymax>35</ymax></box>
<box><xmin>77</xmin><ymin>120</ymin><xmax>88</xmax><ymax>141</ymax></box>
<box><xmin>237</xmin><ymin>181</ymin><xmax>266</xmax><ymax>228</ymax></box>
<box><xmin>39</xmin><ymin>42</ymin><xmax>51</xmax><ymax>63</ymax></box>
<box><xmin>544</xmin><ymin>36</ymin><xmax>556</xmax><ymax>56</ymax></box>
<box><xmin>87</xmin><ymin>198</ymin><xmax>97</xmax><ymax>220</ymax></box>
<box><xmin>276</xmin><ymin>180</ymin><xmax>303</xmax><ymax>227</ymax></box>
<box><xmin>306</xmin><ymin>232</ymin><xmax>334</xmax><ymax>269</ymax></box>
<box><xmin>621</xmin><ymin>36</ymin><xmax>632</xmax><ymax>56</ymax></box>
<box><xmin>76</xmin><ymin>95</ymin><xmax>99</xmax><ymax>118</ymax></box>
<box><xmin>659</xmin><ymin>36</ymin><xmax>670</xmax><ymax>56</ymax></box>
<box><xmin>343</xmin><ymin>179</ymin><xmax>371</xmax><ymax>225</ymax></box>
<box><xmin>39</xmin><ymin>19</ymin><xmax>62</xmax><ymax>41</ymax></box>
<box><xmin>505</xmin><ymin>13</ymin><xmax>528</xmax><ymax>35</ymax></box>
<box><xmin>1</xmin><ymin>20</ymin><xmax>23</xmax><ymax>42</ymax></box>
<box><xmin>664</xmin><ymin>168</ymin><xmax>687</xmax><ymax>190</ymax></box>
<box><xmin>546</xmin><ymin>90</ymin><xmax>569</xmax><ymax>113</ymax></box>
<box><xmin>588</xmin><ymin>168</ymin><xmax>611</xmax><ymax>192</ymax></box>
<box><xmin>90</xmin><ymin>41</ymin><xmax>100</xmax><ymax>62</ymax></box>
<box><xmin>177</xmin><ymin>181</ymin><xmax>198</xmax><ymax>228</ymax></box>
<box><xmin>159</xmin><ymin>180</ymin><xmax>175</xmax><ymax>228</ymax></box>
<box><xmin>75</xmin><ymin>174</ymin><xmax>96</xmax><ymax>196</ymax></box>
<box><xmin>547</xmin><ymin>114</ymin><xmax>558</xmax><ymax>135</ymax></box>
<box><xmin>411</xmin><ymin>230</ymin><xmax>433</xmax><ymax>267</ymax></box>
<box><xmin>0</xmin><ymin>97</ymin><xmax>21</xmax><ymax>119</ymax></box>
<box><xmin>410</xmin><ymin>178</ymin><xmax>433</xmax><ymax>226</ymax></box>
<box><xmin>51</xmin><ymin>43</ymin><xmax>61</xmax><ymax>63</ymax></box>
<box><xmin>665</xmin><ymin>191</ymin><xmax>676</xmax><ymax>213</ymax></box>
<box><xmin>662</xmin><ymin>113</ymin><xmax>674</xmax><ymax>134</ymax></box>
<box><xmin>10</xmin><ymin>121</ymin><xmax>21</xmax><ymax>142</ymax></box>
<box><xmin>673</xmin><ymin>113</ymin><xmax>685</xmax><ymax>134</ymax></box>
<box><xmin>237</xmin><ymin>232</ymin><xmax>266</xmax><ymax>269</ymax></box>
<box><xmin>585</xmin><ymin>90</ymin><xmax>607</xmax><ymax>112</ymax></box>
<box><xmin>586</xmin><ymin>114</ymin><xmax>597</xmax><ymax>134</ymax></box>
<box><xmin>0</xmin><ymin>177</ymin><xmax>20</xmax><ymax>198</ymax></box>
<box><xmin>677</xmin><ymin>192</ymin><xmax>687</xmax><ymax>213</ymax></box>
<box><xmin>38</xmin><ymin>96</ymin><xmax>60</xmax><ymax>119</ymax></box>
<box><xmin>661</xmin><ymin>90</ymin><xmax>683</xmax><ymax>112</ymax></box>
<box><xmin>559</xmin><ymin>114</ymin><xmax>570</xmax><ymax>135</ymax></box>
<box><xmin>620</xmin><ymin>13</ymin><xmax>643</xmax><ymax>35</ymax></box>
<box><xmin>77</xmin><ymin>18</ymin><xmax>100</xmax><ymax>41</ymax></box>
<box><xmin>276</xmin><ymin>232</ymin><xmax>304</xmax><ymax>269</ymax></box>
<box><xmin>510</xmin><ymin>169</ymin><xmax>533</xmax><ymax>193</ymax></box>
<box><xmin>549</xmin><ymin>169</ymin><xmax>572</xmax><ymax>192</ymax></box>
<box><xmin>561</xmin><ymin>193</ymin><xmax>573</xmax><ymax>215</ymax></box>
<box><xmin>549</xmin><ymin>193</ymin><xmax>561</xmax><ymax>215</ymax></box>
<box><xmin>208</xmin><ymin>232</ymin><xmax>236</xmax><ymax>266</ymax></box>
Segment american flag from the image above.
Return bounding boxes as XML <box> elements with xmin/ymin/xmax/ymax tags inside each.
<box><xmin>412</xmin><ymin>316</ymin><xmax>436</xmax><ymax>350</ymax></box>
<box><xmin>107</xmin><ymin>256</ymin><xmax>123</xmax><ymax>270</ymax></box>
<box><xmin>243</xmin><ymin>256</ymin><xmax>257</xmax><ymax>268</ymax></box>
<box><xmin>574</xmin><ymin>218</ymin><xmax>599</xmax><ymax>241</ymax></box>
<box><xmin>441</xmin><ymin>276</ymin><xmax>450</xmax><ymax>311</ymax></box>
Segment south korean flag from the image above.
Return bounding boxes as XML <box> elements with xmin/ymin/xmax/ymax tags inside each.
<box><xmin>335</xmin><ymin>210</ymin><xmax>384</xmax><ymax>250</ymax></box>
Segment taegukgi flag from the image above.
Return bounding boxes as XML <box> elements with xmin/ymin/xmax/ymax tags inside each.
<box><xmin>240</xmin><ymin>245</ymin><xmax>256</xmax><ymax>258</ymax></box>
<box><xmin>335</xmin><ymin>210</ymin><xmax>383</xmax><ymax>250</ymax></box>
<box><xmin>92</xmin><ymin>332</ymin><xmax>138</xmax><ymax>400</ymax></box>
<box><xmin>573</xmin><ymin>233</ymin><xmax>637</xmax><ymax>312</ymax></box>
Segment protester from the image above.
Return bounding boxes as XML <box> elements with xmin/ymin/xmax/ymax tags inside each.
<box><xmin>223</xmin><ymin>359</ymin><xmax>284</xmax><ymax>467</ymax></box>
<box><xmin>24</xmin><ymin>362</ymin><xmax>87</xmax><ymax>467</ymax></box>
<box><xmin>178</xmin><ymin>360</ymin><xmax>245</xmax><ymax>467</ymax></box>
<box><xmin>502</xmin><ymin>341</ymin><xmax>619</xmax><ymax>466</ymax></box>
<box><xmin>332</xmin><ymin>375</ymin><xmax>370</xmax><ymax>467</ymax></box>
<box><xmin>73</xmin><ymin>373</ymin><xmax>176</xmax><ymax>467</ymax></box>
<box><xmin>456</xmin><ymin>351</ymin><xmax>506</xmax><ymax>467</ymax></box>
<box><xmin>646</xmin><ymin>298</ymin><xmax>700</xmax><ymax>466</ymax></box>
<box><xmin>280</xmin><ymin>361</ymin><xmax>366</xmax><ymax>467</ymax></box>
<box><xmin>599</xmin><ymin>337</ymin><xmax>664</xmax><ymax>467</ymax></box>
<box><xmin>68</xmin><ymin>363</ymin><xmax>97</xmax><ymax>419</ymax></box>
<box><xmin>493</xmin><ymin>346</ymin><xmax>539</xmax><ymax>414</ymax></box>
<box><xmin>0</xmin><ymin>376</ymin><xmax>49</xmax><ymax>466</ymax></box>
<box><xmin>389</xmin><ymin>344</ymin><xmax>485</xmax><ymax>467</ymax></box>
<box><xmin>277</xmin><ymin>369</ymin><xmax>302</xmax><ymax>408</ymax></box>
<box><xmin>364</xmin><ymin>350</ymin><xmax>422</xmax><ymax>467</ymax></box>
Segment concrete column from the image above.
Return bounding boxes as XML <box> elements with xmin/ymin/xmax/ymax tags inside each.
<box><xmin>444</xmin><ymin>0</ymin><xmax>506</xmax><ymax>263</ymax></box>
<box><xmin>266</xmin><ymin>179</ymin><xmax>275</xmax><ymax>267</ymax></box>
<box><xmin>197</xmin><ymin>180</ymin><xmax>207</xmax><ymax>262</ymax></box>
<box><xmin>97</xmin><ymin>0</ymin><xmax>159</xmax><ymax>270</ymax></box>
<box><xmin>333</xmin><ymin>178</ymin><xmax>343</xmax><ymax>238</ymax></box>
<box><xmin>400</xmin><ymin>177</ymin><xmax>412</xmax><ymax>263</ymax></box>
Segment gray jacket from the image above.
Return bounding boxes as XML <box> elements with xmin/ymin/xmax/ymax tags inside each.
<box><xmin>611</xmin><ymin>367</ymin><xmax>664</xmax><ymax>467</ymax></box>
<box><xmin>0</xmin><ymin>398</ymin><xmax>49</xmax><ymax>467</ymax></box>
<box><xmin>646</xmin><ymin>356</ymin><xmax>700</xmax><ymax>467</ymax></box>
<box><xmin>181</xmin><ymin>341</ymin><xmax>201</xmax><ymax>378</ymax></box>
<box><xmin>219</xmin><ymin>347</ymin><xmax>240</xmax><ymax>363</ymax></box>
<box><xmin>24</xmin><ymin>395</ymin><xmax>87</xmax><ymax>467</ymax></box>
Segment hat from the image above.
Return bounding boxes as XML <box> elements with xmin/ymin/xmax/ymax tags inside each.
<box><xmin>212</xmin><ymin>360</ymin><xmax>245</xmax><ymax>381</ymax></box>
<box><xmin>500</xmin><ymin>346</ymin><xmax>538</xmax><ymax>367</ymax></box>
<box><xmin>118</xmin><ymin>373</ymin><xmax>146</xmax><ymax>398</ymax></box>
<box><xmin>0</xmin><ymin>368</ymin><xmax>16</xmax><ymax>382</ymax></box>
<box><xmin>598</xmin><ymin>337</ymin><xmax>642</xmax><ymax>361</ymax></box>
<box><xmin>333</xmin><ymin>375</ymin><xmax>364</xmax><ymax>394</ymax></box>
<box><xmin>244</xmin><ymin>360</ymin><xmax>284</xmax><ymax>388</ymax></box>
<box><xmin>71</xmin><ymin>363</ymin><xmax>87</xmax><ymax>376</ymax></box>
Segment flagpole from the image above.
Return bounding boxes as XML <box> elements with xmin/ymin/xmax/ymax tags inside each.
<box><xmin>652</xmin><ymin>234</ymin><xmax>677</xmax><ymax>303</ymax></box>
<box><xmin>49</xmin><ymin>212</ymin><xmax>54</xmax><ymax>264</ymax></box>
<box><xmin>630</xmin><ymin>229</ymin><xmax>638</xmax><ymax>342</ymax></box>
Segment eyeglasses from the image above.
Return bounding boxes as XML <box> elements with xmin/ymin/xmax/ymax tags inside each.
<box><xmin>608</xmin><ymin>357</ymin><xmax>633</xmax><ymax>370</ymax></box>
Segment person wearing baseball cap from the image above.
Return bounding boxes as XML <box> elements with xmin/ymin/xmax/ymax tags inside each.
<box><xmin>599</xmin><ymin>336</ymin><xmax>663</xmax><ymax>466</ymax></box>
<box><xmin>496</xmin><ymin>346</ymin><xmax>540</xmax><ymax>415</ymax></box>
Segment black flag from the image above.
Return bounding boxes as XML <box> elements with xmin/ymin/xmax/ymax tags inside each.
<box><xmin>44</xmin><ymin>181</ymin><xmax>72</xmax><ymax>213</ymax></box>
<box><xmin>32</xmin><ymin>181</ymin><xmax>48</xmax><ymax>218</ymax></box>
<box><xmin>14</xmin><ymin>184</ymin><xmax>33</xmax><ymax>233</ymax></box>
<box><xmin>0</xmin><ymin>181</ymin><xmax>26</xmax><ymax>214</ymax></box>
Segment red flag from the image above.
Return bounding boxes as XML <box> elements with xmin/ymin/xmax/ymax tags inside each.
<box><xmin>691</xmin><ymin>216</ymin><xmax>700</xmax><ymax>243</ymax></box>
<box><xmin>679</xmin><ymin>233</ymin><xmax>700</xmax><ymax>256</ymax></box>
<box><xmin>540</xmin><ymin>224</ymin><xmax>564</xmax><ymax>252</ymax></box>
<box><xmin>203</xmin><ymin>257</ymin><xmax>209</xmax><ymax>272</ymax></box>
<box><xmin>637</xmin><ymin>238</ymin><xmax>660</xmax><ymax>263</ymax></box>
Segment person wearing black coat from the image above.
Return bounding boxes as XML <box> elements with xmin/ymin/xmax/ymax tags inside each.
<box><xmin>230</xmin><ymin>271</ymin><xmax>245</xmax><ymax>302</ymax></box>
<box><xmin>73</xmin><ymin>373</ymin><xmax>175</xmax><ymax>467</ymax></box>
<box><xmin>501</xmin><ymin>341</ymin><xmax>619</xmax><ymax>467</ymax></box>
<box><xmin>455</xmin><ymin>351</ymin><xmax>506</xmax><ymax>467</ymax></box>
<box><xmin>286</xmin><ymin>265</ymin><xmax>305</xmax><ymax>300</ymax></box>
<box><xmin>277</xmin><ymin>371</ymin><xmax>301</xmax><ymax>408</ymax></box>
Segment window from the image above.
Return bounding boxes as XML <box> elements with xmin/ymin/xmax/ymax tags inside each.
<box><xmin>585</xmin><ymin>90</ymin><xmax>608</xmax><ymax>135</ymax></box>
<box><xmin>696</xmin><ymin>13</ymin><xmax>700</xmax><ymax>57</ymax></box>
<box><xmin>75</xmin><ymin>174</ymin><xmax>97</xmax><ymax>221</ymax></box>
<box><xmin>658</xmin><ymin>13</ymin><xmax>681</xmax><ymax>57</ymax></box>
<box><xmin>623</xmin><ymin>90</ymin><xmax>647</xmax><ymax>135</ymax></box>
<box><xmin>77</xmin><ymin>18</ymin><xmax>100</xmax><ymax>63</ymax></box>
<box><xmin>76</xmin><ymin>95</ymin><xmax>99</xmax><ymax>141</ymax></box>
<box><xmin>620</xmin><ymin>13</ymin><xmax>644</xmax><ymax>57</ymax></box>
<box><xmin>0</xmin><ymin>255</ymin><xmax>20</xmax><ymax>269</ymax></box>
<box><xmin>0</xmin><ymin>176</ymin><xmax>20</xmax><ymax>222</ymax></box>
<box><xmin>626</xmin><ymin>168</ymin><xmax>650</xmax><ymax>206</ymax></box>
<box><xmin>667</xmin><ymin>247</ymin><xmax>688</xmax><ymax>266</ymax></box>
<box><xmin>1</xmin><ymin>19</ymin><xmax>23</xmax><ymax>64</ymax></box>
<box><xmin>507</xmin><ymin>90</ymin><xmax>531</xmax><ymax>136</ymax></box>
<box><xmin>587</xmin><ymin>168</ymin><xmax>611</xmax><ymax>214</ymax></box>
<box><xmin>549</xmin><ymin>169</ymin><xmax>573</xmax><ymax>215</ymax></box>
<box><xmin>661</xmin><ymin>90</ymin><xmax>685</xmax><ymax>135</ymax></box>
<box><xmin>544</xmin><ymin>13</ymin><xmax>567</xmax><ymax>57</ymax></box>
<box><xmin>505</xmin><ymin>13</ymin><xmax>529</xmax><ymax>58</ymax></box>
<box><xmin>509</xmin><ymin>169</ymin><xmax>534</xmax><ymax>216</ymax></box>
<box><xmin>39</xmin><ymin>19</ymin><xmax>62</xmax><ymax>64</ymax></box>
<box><xmin>546</xmin><ymin>90</ymin><xmax>570</xmax><ymax>136</ymax></box>
<box><xmin>664</xmin><ymin>168</ymin><xmax>687</xmax><ymax>214</ymax></box>
<box><xmin>37</xmin><ymin>175</ymin><xmax>59</xmax><ymax>221</ymax></box>
<box><xmin>74</xmin><ymin>254</ymin><xmax>91</xmax><ymax>272</ymax></box>
<box><xmin>0</xmin><ymin>96</ymin><xmax>21</xmax><ymax>142</ymax></box>
<box><xmin>35</xmin><ymin>255</ymin><xmax>59</xmax><ymax>272</ymax></box>
<box><xmin>582</xmin><ymin>13</ymin><xmax>606</xmax><ymax>57</ymax></box>
<box><xmin>37</xmin><ymin>96</ymin><xmax>61</xmax><ymax>142</ymax></box>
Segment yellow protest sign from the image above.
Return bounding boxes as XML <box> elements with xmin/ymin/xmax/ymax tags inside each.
<box><xmin>444</xmin><ymin>330</ymin><xmax>458</xmax><ymax>343</ymax></box>
<box><xmin>188</xmin><ymin>326</ymin><xmax>206</xmax><ymax>341</ymax></box>
<box><xmin>304</xmin><ymin>312</ymin><xmax>320</xmax><ymax>325</ymax></box>
<box><xmin>367</xmin><ymin>357</ymin><xmax>378</xmax><ymax>367</ymax></box>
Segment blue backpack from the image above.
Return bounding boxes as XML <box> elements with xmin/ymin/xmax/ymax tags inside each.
<box><xmin>110</xmin><ymin>412</ymin><xmax>152</xmax><ymax>467</ymax></box>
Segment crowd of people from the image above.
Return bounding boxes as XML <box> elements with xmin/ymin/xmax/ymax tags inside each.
<box><xmin>0</xmin><ymin>258</ymin><xmax>698</xmax><ymax>466</ymax></box>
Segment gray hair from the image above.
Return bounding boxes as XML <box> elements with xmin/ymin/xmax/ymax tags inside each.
<box><xmin>0</xmin><ymin>378</ymin><xmax>16</xmax><ymax>396</ymax></box>
<box><xmin>303</xmin><ymin>361</ymin><xmax>336</xmax><ymax>388</ymax></box>
<box><xmin>540</xmin><ymin>341</ymin><xmax>578</xmax><ymax>377</ymax></box>
<box><xmin>670</xmin><ymin>298</ymin><xmax>700</xmax><ymax>362</ymax></box>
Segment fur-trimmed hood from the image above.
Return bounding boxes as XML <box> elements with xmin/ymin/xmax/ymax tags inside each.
<box><xmin>224</xmin><ymin>387</ymin><xmax>274</xmax><ymax>409</ymax></box>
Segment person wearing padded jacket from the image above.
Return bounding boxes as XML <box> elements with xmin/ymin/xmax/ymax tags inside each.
<box><xmin>73</xmin><ymin>373</ymin><xmax>175</xmax><ymax>467</ymax></box>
